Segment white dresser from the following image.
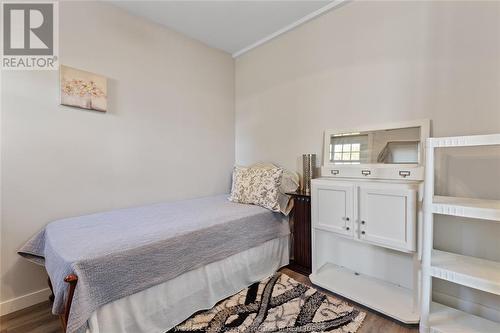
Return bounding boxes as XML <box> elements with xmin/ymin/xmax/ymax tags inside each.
<box><xmin>310</xmin><ymin>119</ymin><xmax>429</xmax><ymax>324</ymax></box>
<box><xmin>312</xmin><ymin>179</ymin><xmax>417</xmax><ymax>252</ymax></box>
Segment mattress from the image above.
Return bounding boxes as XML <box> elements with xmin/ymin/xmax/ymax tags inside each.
<box><xmin>87</xmin><ymin>235</ymin><xmax>289</xmax><ymax>333</ymax></box>
<box><xmin>18</xmin><ymin>194</ymin><xmax>290</xmax><ymax>333</ymax></box>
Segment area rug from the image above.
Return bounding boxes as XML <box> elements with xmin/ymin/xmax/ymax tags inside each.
<box><xmin>169</xmin><ymin>272</ymin><xmax>365</xmax><ymax>332</ymax></box>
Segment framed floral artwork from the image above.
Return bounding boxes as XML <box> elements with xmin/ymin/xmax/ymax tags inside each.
<box><xmin>60</xmin><ymin>65</ymin><xmax>107</xmax><ymax>112</ymax></box>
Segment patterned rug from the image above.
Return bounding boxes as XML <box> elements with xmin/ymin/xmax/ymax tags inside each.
<box><xmin>168</xmin><ymin>272</ymin><xmax>365</xmax><ymax>332</ymax></box>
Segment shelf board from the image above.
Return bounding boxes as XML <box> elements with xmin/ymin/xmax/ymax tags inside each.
<box><xmin>433</xmin><ymin>196</ymin><xmax>500</xmax><ymax>221</ymax></box>
<box><xmin>310</xmin><ymin>263</ymin><xmax>419</xmax><ymax>324</ymax></box>
<box><xmin>429</xmin><ymin>133</ymin><xmax>500</xmax><ymax>148</ymax></box>
<box><xmin>429</xmin><ymin>302</ymin><xmax>500</xmax><ymax>333</ymax></box>
<box><xmin>431</xmin><ymin>250</ymin><xmax>500</xmax><ymax>295</ymax></box>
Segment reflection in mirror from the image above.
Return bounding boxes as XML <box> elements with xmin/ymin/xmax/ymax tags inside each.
<box><xmin>329</xmin><ymin>127</ymin><xmax>420</xmax><ymax>164</ymax></box>
<box><xmin>329</xmin><ymin>133</ymin><xmax>368</xmax><ymax>164</ymax></box>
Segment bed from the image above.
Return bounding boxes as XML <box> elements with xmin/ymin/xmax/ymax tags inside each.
<box><xmin>18</xmin><ymin>194</ymin><xmax>290</xmax><ymax>333</ymax></box>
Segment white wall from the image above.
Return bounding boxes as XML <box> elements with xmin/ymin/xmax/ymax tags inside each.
<box><xmin>0</xmin><ymin>1</ymin><xmax>234</xmax><ymax>314</ymax></box>
<box><xmin>2</xmin><ymin>0</ymin><xmax>499</xmax><ymax>320</ymax></box>
<box><xmin>235</xmin><ymin>0</ymin><xmax>500</xmax><ymax>319</ymax></box>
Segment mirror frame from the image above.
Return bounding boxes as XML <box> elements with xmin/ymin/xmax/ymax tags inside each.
<box><xmin>322</xmin><ymin>119</ymin><xmax>431</xmax><ymax>168</ymax></box>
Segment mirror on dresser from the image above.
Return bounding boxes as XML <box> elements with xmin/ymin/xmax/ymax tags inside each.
<box><xmin>322</xmin><ymin>120</ymin><xmax>429</xmax><ymax>180</ymax></box>
<box><xmin>328</xmin><ymin>126</ymin><xmax>421</xmax><ymax>165</ymax></box>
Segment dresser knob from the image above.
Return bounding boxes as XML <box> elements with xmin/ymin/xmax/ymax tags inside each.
<box><xmin>346</xmin><ymin>227</ymin><xmax>350</xmax><ymax>231</ymax></box>
<box><xmin>361</xmin><ymin>220</ymin><xmax>365</xmax><ymax>225</ymax></box>
<box><xmin>346</xmin><ymin>217</ymin><xmax>350</xmax><ymax>221</ymax></box>
<box><xmin>361</xmin><ymin>231</ymin><xmax>366</xmax><ymax>235</ymax></box>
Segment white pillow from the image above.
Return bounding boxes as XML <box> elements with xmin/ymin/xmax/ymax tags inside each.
<box><xmin>229</xmin><ymin>165</ymin><xmax>283</xmax><ymax>212</ymax></box>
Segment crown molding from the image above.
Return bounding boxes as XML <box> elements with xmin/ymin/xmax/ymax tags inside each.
<box><xmin>232</xmin><ymin>0</ymin><xmax>349</xmax><ymax>58</ymax></box>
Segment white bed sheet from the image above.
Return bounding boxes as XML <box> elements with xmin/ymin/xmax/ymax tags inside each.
<box><xmin>86</xmin><ymin>235</ymin><xmax>289</xmax><ymax>333</ymax></box>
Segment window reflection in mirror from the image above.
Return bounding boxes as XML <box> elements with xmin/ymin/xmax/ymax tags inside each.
<box><xmin>329</xmin><ymin>127</ymin><xmax>420</xmax><ymax>164</ymax></box>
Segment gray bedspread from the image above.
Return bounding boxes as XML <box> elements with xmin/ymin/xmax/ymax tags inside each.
<box><xmin>18</xmin><ymin>194</ymin><xmax>289</xmax><ymax>333</ymax></box>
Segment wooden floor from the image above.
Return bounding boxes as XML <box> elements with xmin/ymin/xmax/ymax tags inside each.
<box><xmin>0</xmin><ymin>301</ymin><xmax>61</xmax><ymax>333</ymax></box>
<box><xmin>0</xmin><ymin>268</ymin><xmax>418</xmax><ymax>333</ymax></box>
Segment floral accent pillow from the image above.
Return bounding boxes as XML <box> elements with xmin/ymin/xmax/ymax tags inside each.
<box><xmin>229</xmin><ymin>165</ymin><xmax>283</xmax><ymax>212</ymax></box>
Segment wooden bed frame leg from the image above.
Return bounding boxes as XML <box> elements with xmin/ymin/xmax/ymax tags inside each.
<box><xmin>60</xmin><ymin>274</ymin><xmax>78</xmax><ymax>333</ymax></box>
<box><xmin>47</xmin><ymin>277</ymin><xmax>55</xmax><ymax>303</ymax></box>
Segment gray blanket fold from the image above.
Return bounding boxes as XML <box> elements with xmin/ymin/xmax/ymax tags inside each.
<box><xmin>18</xmin><ymin>194</ymin><xmax>290</xmax><ymax>333</ymax></box>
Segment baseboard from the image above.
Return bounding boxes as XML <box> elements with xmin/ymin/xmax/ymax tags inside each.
<box><xmin>0</xmin><ymin>288</ymin><xmax>51</xmax><ymax>316</ymax></box>
<box><xmin>433</xmin><ymin>290</ymin><xmax>500</xmax><ymax>322</ymax></box>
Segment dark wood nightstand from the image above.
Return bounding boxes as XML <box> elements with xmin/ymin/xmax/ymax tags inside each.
<box><xmin>286</xmin><ymin>191</ymin><xmax>311</xmax><ymax>275</ymax></box>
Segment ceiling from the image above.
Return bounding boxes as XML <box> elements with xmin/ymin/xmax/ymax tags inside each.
<box><xmin>111</xmin><ymin>1</ymin><xmax>337</xmax><ymax>57</ymax></box>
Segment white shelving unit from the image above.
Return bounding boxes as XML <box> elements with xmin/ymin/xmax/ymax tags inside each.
<box><xmin>420</xmin><ymin>134</ymin><xmax>500</xmax><ymax>333</ymax></box>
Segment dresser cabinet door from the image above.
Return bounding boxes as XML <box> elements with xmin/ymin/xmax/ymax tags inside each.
<box><xmin>358</xmin><ymin>186</ymin><xmax>417</xmax><ymax>252</ymax></box>
<box><xmin>313</xmin><ymin>183</ymin><xmax>354</xmax><ymax>237</ymax></box>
